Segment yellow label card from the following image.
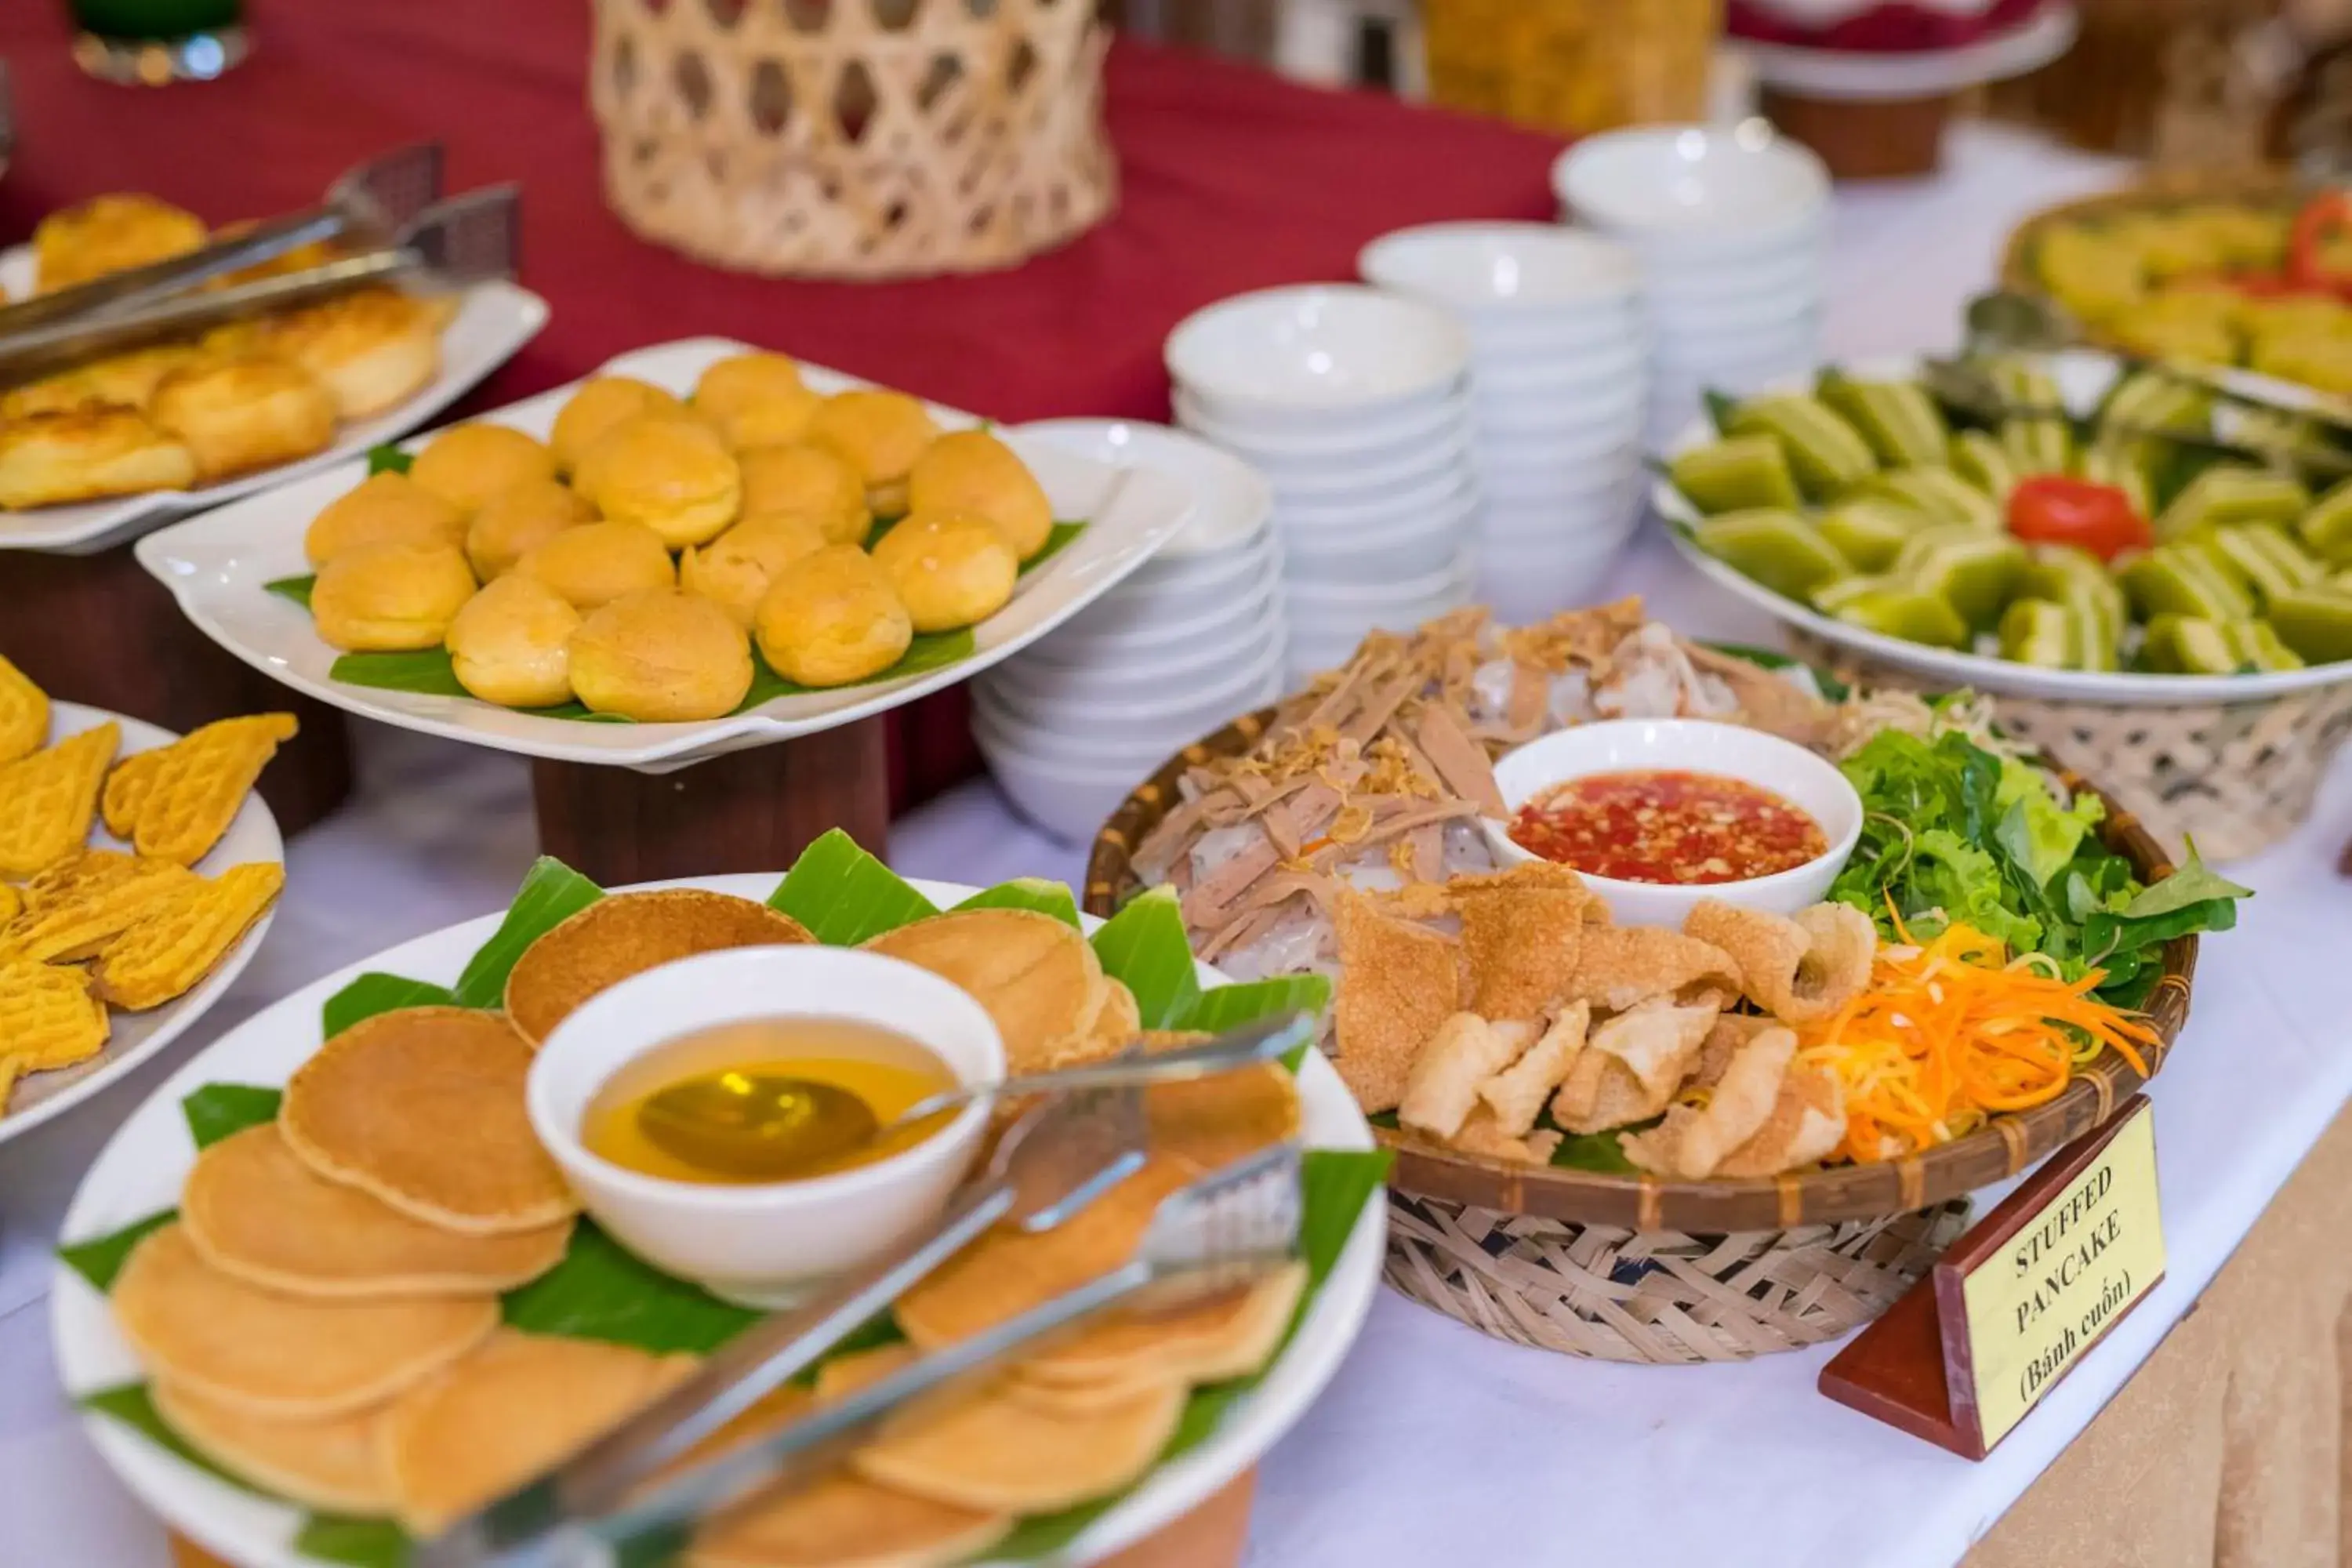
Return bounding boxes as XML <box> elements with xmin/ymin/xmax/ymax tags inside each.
<box><xmin>1958</xmin><ymin>1102</ymin><xmax>2164</xmax><ymax>1448</ymax></box>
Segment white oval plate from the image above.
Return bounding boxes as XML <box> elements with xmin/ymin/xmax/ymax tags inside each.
<box><xmin>0</xmin><ymin>245</ymin><xmax>549</xmax><ymax>557</ymax></box>
<box><xmin>52</xmin><ymin>874</ymin><xmax>1383</xmax><ymax>1568</ymax></box>
<box><xmin>1</xmin><ymin>702</ymin><xmax>284</xmax><ymax>1145</ymax></box>
<box><xmin>136</xmin><ymin>337</ymin><xmax>1196</xmax><ymax>771</ymax></box>
<box><xmin>1651</xmin><ymin>350</ymin><xmax>2352</xmax><ymax>706</ymax></box>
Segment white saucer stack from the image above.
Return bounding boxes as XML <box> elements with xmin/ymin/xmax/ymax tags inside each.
<box><xmin>1359</xmin><ymin>223</ymin><xmax>1648</xmax><ymax>623</ymax></box>
<box><xmin>1552</xmin><ymin>122</ymin><xmax>1832</xmax><ymax>448</ymax></box>
<box><xmin>1165</xmin><ymin>285</ymin><xmax>1479</xmax><ymax>684</ymax></box>
<box><xmin>972</xmin><ymin>419</ymin><xmax>1284</xmax><ymax>844</ymax></box>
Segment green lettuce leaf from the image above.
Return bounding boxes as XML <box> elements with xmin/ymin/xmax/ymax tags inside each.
<box><xmin>2119</xmin><ymin>844</ymin><xmax>2254</xmax><ymax>920</ymax></box>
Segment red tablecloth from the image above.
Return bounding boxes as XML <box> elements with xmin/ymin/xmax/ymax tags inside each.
<box><xmin>0</xmin><ymin>2</ymin><xmax>1563</xmax><ymax>808</ymax></box>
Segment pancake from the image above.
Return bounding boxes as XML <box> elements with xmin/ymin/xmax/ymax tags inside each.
<box><xmin>304</xmin><ymin>472</ymin><xmax>469</xmax><ymax>566</ymax></box>
<box><xmin>409</xmin><ymin>423</ymin><xmax>557</xmax><ymax>515</ymax></box>
<box><xmin>861</xmin><ymin>909</ymin><xmax>1105</xmax><ymax>1073</ymax></box>
<box><xmin>182</xmin><ymin>1123</ymin><xmax>574</xmax><ymax>1298</ymax></box>
<box><xmin>851</xmin><ymin>1368</ymin><xmax>1184</xmax><ymax>1515</ymax></box>
<box><xmin>1017</xmin><ymin>1260</ymin><xmax>1306</xmax><ymax>1390</ymax></box>
<box><xmin>151</xmin><ymin>1380</ymin><xmax>397</xmax><ymax>1515</ymax></box>
<box><xmin>381</xmin><ymin>1330</ymin><xmax>696</xmax><ymax>1536</ymax></box>
<box><xmin>503</xmin><ymin>890</ymin><xmax>815</xmax><ymax>1045</ymax></box>
<box><xmin>149</xmin><ymin>356</ymin><xmax>338</xmax><ymax>482</ymax></box>
<box><xmin>0</xmin><ymin>406</ymin><xmax>198</xmax><ymax>510</ymax></box>
<box><xmin>279</xmin><ymin>1007</ymin><xmax>579</xmax><ymax>1234</ymax></box>
<box><xmin>550</xmin><ymin>376</ymin><xmax>688</xmax><ymax>476</ymax></box>
<box><xmin>113</xmin><ymin>1224</ymin><xmax>496</xmax><ymax>1418</ymax></box>
<box><xmin>692</xmin><ymin>1470</ymin><xmax>1009</xmax><ymax>1568</ymax></box>
<box><xmin>1144</xmin><ymin>1054</ymin><xmax>1301</xmax><ymax>1174</ymax></box>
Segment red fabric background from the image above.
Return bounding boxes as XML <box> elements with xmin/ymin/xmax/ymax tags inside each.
<box><xmin>0</xmin><ymin>2</ymin><xmax>1563</xmax><ymax>806</ymax></box>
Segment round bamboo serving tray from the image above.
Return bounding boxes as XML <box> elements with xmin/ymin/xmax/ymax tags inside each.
<box><xmin>1085</xmin><ymin>708</ymin><xmax>2198</xmax><ymax>1236</ymax></box>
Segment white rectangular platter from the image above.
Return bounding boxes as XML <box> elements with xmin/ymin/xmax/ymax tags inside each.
<box><xmin>136</xmin><ymin>337</ymin><xmax>1196</xmax><ymax>771</ymax></box>
<box><xmin>0</xmin><ymin>243</ymin><xmax>549</xmax><ymax>557</ymax></box>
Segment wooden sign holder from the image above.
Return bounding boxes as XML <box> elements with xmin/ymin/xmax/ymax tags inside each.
<box><xmin>1820</xmin><ymin>1095</ymin><xmax>2163</xmax><ymax>1459</ymax></box>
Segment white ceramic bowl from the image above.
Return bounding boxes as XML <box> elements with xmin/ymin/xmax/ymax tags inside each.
<box><xmin>980</xmin><ymin>733</ymin><xmax>1181</xmax><ymax>845</ymax></box>
<box><xmin>1554</xmin><ymin>122</ymin><xmax>1830</xmax><ymax>256</ymax></box>
<box><xmin>991</xmin><ymin>618</ymin><xmax>1283</xmax><ymax>710</ymax></box>
<box><xmin>1167</xmin><ymin>285</ymin><xmax>1472</xmax><ymax>416</ymax></box>
<box><xmin>1481</xmin><ymin>481</ymin><xmax>1641</xmax><ymax>539</ymax></box>
<box><xmin>1476</xmin><ymin>434</ymin><xmax>1645</xmax><ymax>496</ymax></box>
<box><xmin>1642</xmin><ymin>232</ymin><xmax>1828</xmax><ymax>299</ymax></box>
<box><xmin>1476</xmin><ymin>392</ymin><xmax>1646</xmax><ymax>449</ymax></box>
<box><xmin>1015</xmin><ymin>418</ymin><xmax>1273</xmax><ymax>560</ymax></box>
<box><xmin>1239</xmin><ymin>423</ymin><xmax>1472</xmax><ymax>495</ymax></box>
<box><xmin>1475</xmin><ymin>536</ymin><xmax>1635</xmax><ymax>625</ymax></box>
<box><xmin>1274</xmin><ymin>468</ymin><xmax>1475</xmax><ymax>534</ymax></box>
<box><xmin>1653</xmin><ymin>311</ymin><xmax>1824</xmax><ymax>367</ymax></box>
<box><xmin>1474</xmin><ymin>336</ymin><xmax>1649</xmax><ymax>399</ymax></box>
<box><xmin>1265</xmin><ymin>451</ymin><xmax>1475</xmax><ymax>514</ymax></box>
<box><xmin>1286</xmin><ymin>503</ymin><xmax>1474</xmax><ymax>582</ymax></box>
<box><xmin>1463</xmin><ymin>310</ymin><xmax>1645</xmax><ymax>364</ymax></box>
<box><xmin>1056</xmin><ymin>557</ymin><xmax>1279</xmax><ymax>644</ymax></box>
<box><xmin>1479</xmin><ymin>719</ymin><xmax>1862</xmax><ymax>925</ymax></box>
<box><xmin>1358</xmin><ymin>223</ymin><xmax>1640</xmax><ymax>318</ymax></box>
<box><xmin>1173</xmin><ymin>384</ymin><xmax>1469</xmax><ymax>451</ymax></box>
<box><xmin>978</xmin><ymin>639</ymin><xmax>1286</xmax><ymax>749</ymax></box>
<box><xmin>1087</xmin><ymin>526</ymin><xmax>1279</xmax><ymax>626</ymax></box>
<box><xmin>527</xmin><ymin>946</ymin><xmax>1004</xmax><ymax>1308</ymax></box>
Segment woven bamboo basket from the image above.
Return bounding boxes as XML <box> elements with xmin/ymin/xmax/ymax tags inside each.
<box><xmin>1085</xmin><ymin>707</ymin><xmax>2199</xmax><ymax>1363</ymax></box>
<box><xmin>587</xmin><ymin>0</ymin><xmax>1118</xmax><ymax>281</ymax></box>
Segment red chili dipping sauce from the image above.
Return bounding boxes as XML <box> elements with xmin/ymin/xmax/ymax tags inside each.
<box><xmin>1508</xmin><ymin>769</ymin><xmax>1828</xmax><ymax>884</ymax></box>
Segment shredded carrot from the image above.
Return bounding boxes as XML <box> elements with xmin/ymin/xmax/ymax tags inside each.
<box><xmin>1796</xmin><ymin>920</ymin><xmax>2158</xmax><ymax>1164</ymax></box>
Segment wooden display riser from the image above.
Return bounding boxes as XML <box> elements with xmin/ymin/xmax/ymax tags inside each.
<box><xmin>2</xmin><ymin>545</ymin><xmax>354</xmax><ymax>837</ymax></box>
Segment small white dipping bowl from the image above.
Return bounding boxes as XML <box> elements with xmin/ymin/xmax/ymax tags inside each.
<box><xmin>1553</xmin><ymin>122</ymin><xmax>1831</xmax><ymax>256</ymax></box>
<box><xmin>1481</xmin><ymin>719</ymin><xmax>1861</xmax><ymax>926</ymax></box>
<box><xmin>1167</xmin><ymin>285</ymin><xmax>1471</xmax><ymax>416</ymax></box>
<box><xmin>1359</xmin><ymin>223</ymin><xmax>1641</xmax><ymax>318</ymax></box>
<box><xmin>528</xmin><ymin>946</ymin><xmax>1004</xmax><ymax>1309</ymax></box>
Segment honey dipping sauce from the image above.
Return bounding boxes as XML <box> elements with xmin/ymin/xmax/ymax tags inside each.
<box><xmin>1509</xmin><ymin>768</ymin><xmax>1828</xmax><ymax>885</ymax></box>
<box><xmin>582</xmin><ymin>1017</ymin><xmax>958</xmax><ymax>1185</ymax></box>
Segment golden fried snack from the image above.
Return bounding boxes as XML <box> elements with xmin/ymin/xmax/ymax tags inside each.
<box><xmin>22</xmin><ymin>847</ymin><xmax>172</xmax><ymax>912</ymax></box>
<box><xmin>735</xmin><ymin>443</ymin><xmax>873</xmax><ymax>547</ymax></box>
<box><xmin>808</xmin><ymin>390</ymin><xmax>940</xmax><ymax>516</ymax></box>
<box><xmin>514</xmin><ymin>519</ymin><xmax>676</xmax><ymax>612</ymax></box>
<box><xmin>0</xmin><ymin>958</ymin><xmax>109</xmax><ymax>1072</ymax></box>
<box><xmin>464</xmin><ymin>477</ymin><xmax>594</xmax><ymax>581</ymax></box>
<box><xmin>262</xmin><ymin>287</ymin><xmax>441</xmax><ymax>419</ymax></box>
<box><xmin>0</xmin><ymin>406</ymin><xmax>198</xmax><ymax>509</ymax></box>
<box><xmin>100</xmin><ymin>753</ymin><xmax>163</xmax><ymax>840</ymax></box>
<box><xmin>310</xmin><ymin>543</ymin><xmax>478</xmax><ymax>652</ymax></box>
<box><xmin>0</xmin><ymin>886</ymin><xmax>20</xmax><ymax>928</ymax></box>
<box><xmin>151</xmin><ymin>1382</ymin><xmax>397</xmax><ymax>1517</ymax></box>
<box><xmin>0</xmin><ymin>655</ymin><xmax>49</xmax><ymax>765</ymax></box>
<box><xmin>303</xmin><ymin>472</ymin><xmax>467</xmax><ymax>567</ymax></box>
<box><xmin>2</xmin><ymin>855</ymin><xmax>195</xmax><ymax>964</ymax></box>
<box><xmin>0</xmin><ymin>344</ymin><xmax>212</xmax><ymax>420</ymax></box>
<box><xmin>409</xmin><ymin>424</ymin><xmax>557</xmax><ymax>516</ymax></box>
<box><xmin>908</xmin><ymin>430</ymin><xmax>1054</xmax><ymax>561</ymax></box>
<box><xmin>95</xmin><ymin>861</ymin><xmax>284</xmax><ymax>1011</ymax></box>
<box><xmin>0</xmin><ymin>723</ymin><xmax>118</xmax><ymax>878</ymax></box>
<box><xmin>1330</xmin><ymin>889</ymin><xmax>1461</xmax><ymax>1115</ymax></box>
<box><xmin>34</xmin><ymin>194</ymin><xmax>206</xmax><ymax>292</ymax></box>
<box><xmin>149</xmin><ymin>357</ymin><xmax>338</xmax><ymax>482</ymax></box>
<box><xmin>445</xmin><ymin>575</ymin><xmax>582</xmax><ymax>710</ymax></box>
<box><xmin>692</xmin><ymin>352</ymin><xmax>821</xmax><ymax>450</ymax></box>
<box><xmin>678</xmin><ymin>514</ymin><xmax>829</xmax><ymax>630</ymax></box>
<box><xmin>753</xmin><ymin>545</ymin><xmax>913</xmax><ymax>688</ymax></box>
<box><xmin>568</xmin><ymin>590</ymin><xmax>755</xmax><ymax>722</ymax></box>
<box><xmin>115</xmin><ymin>713</ymin><xmax>297</xmax><ymax>866</ymax></box>
<box><xmin>869</xmin><ymin>512</ymin><xmax>1018</xmax><ymax>633</ymax></box>
<box><xmin>691</xmin><ymin>1468</ymin><xmax>1008</xmax><ymax>1568</ymax></box>
<box><xmin>573</xmin><ymin>414</ymin><xmax>742</xmax><ymax>549</ymax></box>
<box><xmin>549</xmin><ymin>376</ymin><xmax>688</xmax><ymax>476</ymax></box>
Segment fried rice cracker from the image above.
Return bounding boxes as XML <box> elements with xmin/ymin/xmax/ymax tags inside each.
<box><xmin>93</xmin><ymin>861</ymin><xmax>282</xmax><ymax>1011</ymax></box>
<box><xmin>0</xmin><ymin>654</ymin><xmax>48</xmax><ymax>764</ymax></box>
<box><xmin>0</xmin><ymin>957</ymin><xmax>108</xmax><ymax>1071</ymax></box>
<box><xmin>1332</xmin><ymin>888</ymin><xmax>1461</xmax><ymax>1114</ymax></box>
<box><xmin>1457</xmin><ymin>866</ymin><xmax>1597</xmax><ymax>1020</ymax></box>
<box><xmin>114</xmin><ymin>713</ymin><xmax>297</xmax><ymax>866</ymax></box>
<box><xmin>0</xmin><ymin>722</ymin><xmax>116</xmax><ymax>878</ymax></box>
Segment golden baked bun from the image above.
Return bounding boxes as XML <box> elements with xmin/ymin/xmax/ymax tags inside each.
<box><xmin>808</xmin><ymin>390</ymin><xmax>939</xmax><ymax>516</ymax></box>
<box><xmin>445</xmin><ymin>574</ymin><xmax>582</xmax><ymax>709</ymax></box>
<box><xmin>513</xmin><ymin>519</ymin><xmax>677</xmax><ymax>612</ymax></box>
<box><xmin>304</xmin><ymin>472</ymin><xmax>468</xmax><ymax>567</ymax></box>
<box><xmin>755</xmin><ymin>545</ymin><xmax>915</xmax><ymax>688</ymax></box>
<box><xmin>0</xmin><ymin>343</ymin><xmax>212</xmax><ymax>420</ymax></box>
<box><xmin>310</xmin><ymin>543</ymin><xmax>477</xmax><ymax>652</ymax></box>
<box><xmin>678</xmin><ymin>514</ymin><xmax>830</xmax><ymax>630</ymax></box>
<box><xmin>693</xmin><ymin>354</ymin><xmax>822</xmax><ymax>449</ymax></box>
<box><xmin>549</xmin><ymin>377</ymin><xmax>687</xmax><ymax>476</ymax></box>
<box><xmin>908</xmin><ymin>429</ymin><xmax>1054</xmax><ymax>561</ymax></box>
<box><xmin>147</xmin><ymin>357</ymin><xmax>338</xmax><ymax>483</ymax></box>
<box><xmin>735</xmin><ymin>444</ymin><xmax>873</xmax><ymax>546</ymax></box>
<box><xmin>34</xmin><ymin>194</ymin><xmax>207</xmax><ymax>292</ymax></box>
<box><xmin>261</xmin><ymin>287</ymin><xmax>441</xmax><ymax>419</ymax></box>
<box><xmin>0</xmin><ymin>406</ymin><xmax>198</xmax><ymax>510</ymax></box>
<box><xmin>466</xmin><ymin>477</ymin><xmax>595</xmax><ymax>582</ymax></box>
<box><xmin>408</xmin><ymin>424</ymin><xmax>557</xmax><ymax>515</ymax></box>
<box><xmin>868</xmin><ymin>511</ymin><xmax>1019</xmax><ymax>633</ymax></box>
<box><xmin>568</xmin><ymin>590</ymin><xmax>753</xmax><ymax>722</ymax></box>
<box><xmin>206</xmin><ymin>218</ymin><xmax>339</xmax><ymax>286</ymax></box>
<box><xmin>572</xmin><ymin>414</ymin><xmax>741</xmax><ymax>549</ymax></box>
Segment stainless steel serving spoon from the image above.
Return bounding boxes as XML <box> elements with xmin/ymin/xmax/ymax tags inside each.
<box><xmin>637</xmin><ymin>1009</ymin><xmax>1316</xmax><ymax>1178</ymax></box>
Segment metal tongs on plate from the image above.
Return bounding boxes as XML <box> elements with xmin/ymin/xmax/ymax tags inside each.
<box><xmin>417</xmin><ymin>1011</ymin><xmax>1315</xmax><ymax>1568</ymax></box>
<box><xmin>0</xmin><ymin>143</ymin><xmax>521</xmax><ymax>387</ymax></box>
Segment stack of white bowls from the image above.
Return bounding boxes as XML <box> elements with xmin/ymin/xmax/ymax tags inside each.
<box><xmin>972</xmin><ymin>419</ymin><xmax>1283</xmax><ymax>844</ymax></box>
<box><xmin>1359</xmin><ymin>223</ymin><xmax>1648</xmax><ymax>623</ymax></box>
<box><xmin>1551</xmin><ymin>121</ymin><xmax>1832</xmax><ymax>447</ymax></box>
<box><xmin>1164</xmin><ymin>285</ymin><xmax>1479</xmax><ymax>684</ymax></box>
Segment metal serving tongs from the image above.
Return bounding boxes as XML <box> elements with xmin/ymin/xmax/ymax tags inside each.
<box><xmin>0</xmin><ymin>183</ymin><xmax>519</xmax><ymax>388</ymax></box>
<box><xmin>416</xmin><ymin>1017</ymin><xmax>1314</xmax><ymax>1568</ymax></box>
<box><xmin>0</xmin><ymin>142</ymin><xmax>445</xmax><ymax>339</ymax></box>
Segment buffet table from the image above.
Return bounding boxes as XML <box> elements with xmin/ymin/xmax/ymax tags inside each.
<box><xmin>2</xmin><ymin>29</ymin><xmax>2349</xmax><ymax>1568</ymax></box>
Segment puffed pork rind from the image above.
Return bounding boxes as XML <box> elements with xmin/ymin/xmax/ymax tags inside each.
<box><xmin>1620</xmin><ymin>1025</ymin><xmax>1798</xmax><ymax>1180</ymax></box>
<box><xmin>1476</xmin><ymin>1002</ymin><xmax>1590</xmax><ymax>1137</ymax></box>
<box><xmin>1399</xmin><ymin>1014</ymin><xmax>1532</xmax><ymax>1141</ymax></box>
<box><xmin>1557</xmin><ymin>927</ymin><xmax>1740</xmax><ymax>1014</ymax></box>
<box><xmin>1332</xmin><ymin>889</ymin><xmax>1461</xmax><ymax>1114</ymax></box>
<box><xmin>1683</xmin><ymin>898</ymin><xmax>1876</xmax><ymax>1025</ymax></box>
<box><xmin>1549</xmin><ymin>999</ymin><xmax>1718</xmax><ymax>1134</ymax></box>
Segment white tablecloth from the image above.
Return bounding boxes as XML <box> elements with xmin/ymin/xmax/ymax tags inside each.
<box><xmin>10</xmin><ymin>125</ymin><xmax>2344</xmax><ymax>1568</ymax></box>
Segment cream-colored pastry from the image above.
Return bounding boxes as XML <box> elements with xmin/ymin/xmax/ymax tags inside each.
<box><xmin>465</xmin><ymin>478</ymin><xmax>596</xmax><ymax>581</ymax></box>
<box><xmin>512</xmin><ymin>520</ymin><xmax>677</xmax><ymax>612</ymax></box>
<box><xmin>678</xmin><ymin>514</ymin><xmax>830</xmax><ymax>630</ymax></box>
<box><xmin>572</xmin><ymin>415</ymin><xmax>741</xmax><ymax>550</ymax></box>
<box><xmin>34</xmin><ymin>194</ymin><xmax>206</xmax><ymax>292</ymax></box>
<box><xmin>868</xmin><ymin>511</ymin><xmax>1019</xmax><ymax>633</ymax></box>
<box><xmin>692</xmin><ymin>353</ymin><xmax>822</xmax><ymax>450</ymax></box>
<box><xmin>445</xmin><ymin>575</ymin><xmax>582</xmax><ymax>709</ymax></box>
<box><xmin>305</xmin><ymin>473</ymin><xmax>469</xmax><ymax>567</ymax></box>
<box><xmin>0</xmin><ymin>344</ymin><xmax>212</xmax><ymax>419</ymax></box>
<box><xmin>735</xmin><ymin>444</ymin><xmax>872</xmax><ymax>546</ymax></box>
<box><xmin>908</xmin><ymin>429</ymin><xmax>1054</xmax><ymax>561</ymax></box>
<box><xmin>568</xmin><ymin>590</ymin><xmax>753</xmax><ymax>722</ymax></box>
<box><xmin>807</xmin><ymin>390</ymin><xmax>939</xmax><ymax>517</ymax></box>
<box><xmin>754</xmin><ymin>545</ymin><xmax>914</xmax><ymax>688</ymax></box>
<box><xmin>0</xmin><ymin>406</ymin><xmax>198</xmax><ymax>510</ymax></box>
<box><xmin>260</xmin><ymin>287</ymin><xmax>441</xmax><ymax>419</ymax></box>
<box><xmin>148</xmin><ymin>358</ymin><xmax>338</xmax><ymax>482</ymax></box>
<box><xmin>548</xmin><ymin>377</ymin><xmax>688</xmax><ymax>477</ymax></box>
<box><xmin>408</xmin><ymin>425</ymin><xmax>557</xmax><ymax>516</ymax></box>
<box><xmin>310</xmin><ymin>543</ymin><xmax>477</xmax><ymax>652</ymax></box>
